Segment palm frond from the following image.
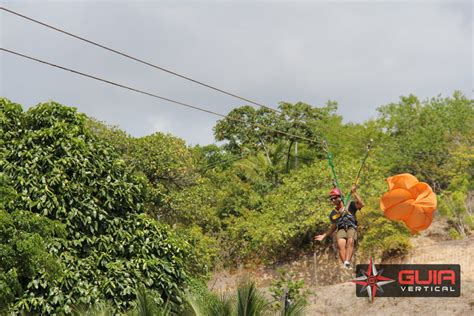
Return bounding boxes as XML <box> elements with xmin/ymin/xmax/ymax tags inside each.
<box><xmin>280</xmin><ymin>297</ymin><xmax>307</xmax><ymax>316</ymax></box>
<box><xmin>72</xmin><ymin>301</ymin><xmax>114</xmax><ymax>316</ymax></box>
<box><xmin>184</xmin><ymin>290</ymin><xmax>233</xmax><ymax>316</ymax></box>
<box><xmin>130</xmin><ymin>285</ymin><xmax>169</xmax><ymax>316</ymax></box>
<box><xmin>235</xmin><ymin>280</ymin><xmax>269</xmax><ymax>316</ymax></box>
<box><xmin>208</xmin><ymin>292</ymin><xmax>234</xmax><ymax>316</ymax></box>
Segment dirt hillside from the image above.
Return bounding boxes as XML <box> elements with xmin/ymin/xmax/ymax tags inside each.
<box><xmin>307</xmin><ymin>236</ymin><xmax>474</xmax><ymax>315</ymax></box>
<box><xmin>210</xmin><ymin>217</ymin><xmax>474</xmax><ymax>315</ymax></box>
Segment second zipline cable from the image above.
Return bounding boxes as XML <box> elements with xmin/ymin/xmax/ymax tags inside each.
<box><xmin>0</xmin><ymin>48</ymin><xmax>323</xmax><ymax>147</ymax></box>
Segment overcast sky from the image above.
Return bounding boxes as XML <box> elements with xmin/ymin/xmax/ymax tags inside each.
<box><xmin>1</xmin><ymin>0</ymin><xmax>472</xmax><ymax>145</ymax></box>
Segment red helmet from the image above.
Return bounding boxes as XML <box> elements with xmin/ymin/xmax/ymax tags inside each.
<box><xmin>329</xmin><ymin>188</ymin><xmax>341</xmax><ymax>197</ymax></box>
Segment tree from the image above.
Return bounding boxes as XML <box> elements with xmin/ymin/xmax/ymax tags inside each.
<box><xmin>214</xmin><ymin>102</ymin><xmax>339</xmax><ymax>168</ymax></box>
<box><xmin>0</xmin><ymin>209</ymin><xmax>64</xmax><ymax>311</ymax></box>
<box><xmin>1</xmin><ymin>99</ymin><xmax>193</xmax><ymax>313</ymax></box>
<box><xmin>375</xmin><ymin>92</ymin><xmax>473</xmax><ymax>192</ymax></box>
<box><xmin>0</xmin><ymin>173</ymin><xmax>65</xmax><ymax>311</ymax></box>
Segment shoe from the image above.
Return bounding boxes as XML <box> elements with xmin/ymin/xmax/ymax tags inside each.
<box><xmin>344</xmin><ymin>261</ymin><xmax>351</xmax><ymax>269</ymax></box>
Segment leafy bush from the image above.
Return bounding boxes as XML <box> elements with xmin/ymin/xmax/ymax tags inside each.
<box><xmin>437</xmin><ymin>144</ymin><xmax>474</xmax><ymax>237</ymax></box>
<box><xmin>185</xmin><ymin>279</ymin><xmax>234</xmax><ymax>316</ymax></box>
<box><xmin>185</xmin><ymin>278</ymin><xmax>306</xmax><ymax>316</ymax></box>
<box><xmin>269</xmin><ymin>269</ymin><xmax>311</xmax><ymax>312</ymax></box>
<box><xmin>179</xmin><ymin>225</ymin><xmax>220</xmax><ymax>274</ymax></box>
<box><xmin>2</xmin><ymin>91</ymin><xmax>471</xmax><ymax>313</ymax></box>
<box><xmin>448</xmin><ymin>227</ymin><xmax>461</xmax><ymax>240</ymax></box>
<box><xmin>0</xmin><ymin>209</ymin><xmax>64</xmax><ymax>311</ymax></box>
<box><xmin>358</xmin><ymin>208</ymin><xmax>411</xmax><ymax>260</ymax></box>
<box><xmin>224</xmin><ymin>163</ymin><xmax>331</xmax><ymax>263</ymax></box>
<box><xmin>1</xmin><ymin>99</ymin><xmax>193</xmax><ymax>313</ymax></box>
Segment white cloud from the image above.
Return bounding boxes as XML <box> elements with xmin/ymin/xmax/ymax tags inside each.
<box><xmin>148</xmin><ymin>115</ymin><xmax>172</xmax><ymax>135</ymax></box>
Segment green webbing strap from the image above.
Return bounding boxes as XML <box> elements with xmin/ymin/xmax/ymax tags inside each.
<box><xmin>323</xmin><ymin>140</ymin><xmax>346</xmax><ymax>206</ymax></box>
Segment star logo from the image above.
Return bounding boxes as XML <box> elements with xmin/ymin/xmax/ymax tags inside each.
<box><xmin>351</xmin><ymin>258</ymin><xmax>395</xmax><ymax>302</ymax></box>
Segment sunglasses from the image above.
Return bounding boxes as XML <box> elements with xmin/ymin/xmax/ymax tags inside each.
<box><xmin>330</xmin><ymin>197</ymin><xmax>340</xmax><ymax>201</ymax></box>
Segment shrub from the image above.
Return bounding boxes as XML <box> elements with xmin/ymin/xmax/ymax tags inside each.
<box><xmin>1</xmin><ymin>99</ymin><xmax>192</xmax><ymax>313</ymax></box>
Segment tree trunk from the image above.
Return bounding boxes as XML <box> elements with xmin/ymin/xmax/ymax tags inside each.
<box><xmin>294</xmin><ymin>141</ymin><xmax>298</xmax><ymax>168</ymax></box>
<box><xmin>259</xmin><ymin>137</ymin><xmax>272</xmax><ymax>166</ymax></box>
<box><xmin>286</xmin><ymin>139</ymin><xmax>294</xmax><ymax>173</ymax></box>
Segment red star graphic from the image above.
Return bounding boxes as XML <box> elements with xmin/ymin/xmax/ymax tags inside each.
<box><xmin>351</xmin><ymin>258</ymin><xmax>395</xmax><ymax>302</ymax></box>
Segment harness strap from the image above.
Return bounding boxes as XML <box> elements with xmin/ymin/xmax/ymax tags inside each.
<box><xmin>323</xmin><ymin>140</ymin><xmax>347</xmax><ymax>207</ymax></box>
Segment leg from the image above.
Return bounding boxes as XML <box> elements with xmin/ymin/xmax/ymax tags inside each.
<box><xmin>344</xmin><ymin>228</ymin><xmax>358</xmax><ymax>263</ymax></box>
<box><xmin>345</xmin><ymin>238</ymin><xmax>355</xmax><ymax>262</ymax></box>
<box><xmin>336</xmin><ymin>238</ymin><xmax>347</xmax><ymax>263</ymax></box>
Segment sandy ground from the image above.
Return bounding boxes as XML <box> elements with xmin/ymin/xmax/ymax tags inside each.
<box><xmin>209</xmin><ymin>217</ymin><xmax>474</xmax><ymax>315</ymax></box>
<box><xmin>307</xmin><ymin>236</ymin><xmax>474</xmax><ymax>315</ymax></box>
<box><xmin>307</xmin><ymin>280</ymin><xmax>473</xmax><ymax>315</ymax></box>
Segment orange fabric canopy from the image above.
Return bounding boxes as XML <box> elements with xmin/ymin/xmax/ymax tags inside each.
<box><xmin>380</xmin><ymin>173</ymin><xmax>437</xmax><ymax>232</ymax></box>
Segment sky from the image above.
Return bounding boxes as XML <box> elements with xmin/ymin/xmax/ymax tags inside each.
<box><xmin>1</xmin><ymin>0</ymin><xmax>472</xmax><ymax>145</ymax></box>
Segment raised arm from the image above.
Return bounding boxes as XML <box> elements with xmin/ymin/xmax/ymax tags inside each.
<box><xmin>351</xmin><ymin>184</ymin><xmax>365</xmax><ymax>209</ymax></box>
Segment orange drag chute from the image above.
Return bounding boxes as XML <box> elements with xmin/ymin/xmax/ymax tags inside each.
<box><xmin>380</xmin><ymin>173</ymin><xmax>437</xmax><ymax>232</ymax></box>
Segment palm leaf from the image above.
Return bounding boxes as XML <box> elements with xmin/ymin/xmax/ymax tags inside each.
<box><xmin>280</xmin><ymin>297</ymin><xmax>307</xmax><ymax>316</ymax></box>
<box><xmin>235</xmin><ymin>280</ymin><xmax>269</xmax><ymax>316</ymax></box>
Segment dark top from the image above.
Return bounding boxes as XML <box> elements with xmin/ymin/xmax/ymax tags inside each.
<box><xmin>329</xmin><ymin>200</ymin><xmax>359</xmax><ymax>229</ymax></box>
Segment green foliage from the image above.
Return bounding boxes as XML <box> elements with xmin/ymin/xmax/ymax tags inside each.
<box><xmin>72</xmin><ymin>301</ymin><xmax>115</xmax><ymax>316</ymax></box>
<box><xmin>193</xmin><ymin>144</ymin><xmax>239</xmax><ymax>171</ymax></box>
<box><xmin>2</xmin><ymin>90</ymin><xmax>471</xmax><ymax>312</ymax></box>
<box><xmin>214</xmin><ymin>102</ymin><xmax>339</xmax><ymax>177</ymax></box>
<box><xmin>235</xmin><ymin>279</ymin><xmax>269</xmax><ymax>316</ymax></box>
<box><xmin>279</xmin><ymin>298</ymin><xmax>307</xmax><ymax>316</ymax></box>
<box><xmin>186</xmin><ymin>278</ymin><xmax>306</xmax><ymax>316</ymax></box>
<box><xmin>177</xmin><ymin>225</ymin><xmax>220</xmax><ymax>275</ymax></box>
<box><xmin>204</xmin><ymin>293</ymin><xmax>234</xmax><ymax>316</ymax></box>
<box><xmin>375</xmin><ymin>92</ymin><xmax>473</xmax><ymax>192</ymax></box>
<box><xmin>358</xmin><ymin>208</ymin><xmax>411</xmax><ymax>260</ymax></box>
<box><xmin>0</xmin><ymin>169</ymin><xmax>64</xmax><ymax>311</ymax></box>
<box><xmin>0</xmin><ymin>209</ymin><xmax>64</xmax><ymax>311</ymax></box>
<box><xmin>437</xmin><ymin>140</ymin><xmax>474</xmax><ymax>236</ymax></box>
<box><xmin>0</xmin><ymin>174</ymin><xmax>16</xmax><ymax>210</ymax></box>
<box><xmin>4</xmin><ymin>101</ymin><xmax>144</xmax><ymax>227</ymax></box>
<box><xmin>165</xmin><ymin>177</ymin><xmax>221</xmax><ymax>231</ymax></box>
<box><xmin>0</xmin><ymin>98</ymin><xmax>24</xmax><ymax>145</ymax></box>
<box><xmin>216</xmin><ymin>171</ymin><xmax>263</xmax><ymax>219</ymax></box>
<box><xmin>185</xmin><ymin>279</ymin><xmax>270</xmax><ymax>316</ymax></box>
<box><xmin>269</xmin><ymin>269</ymin><xmax>310</xmax><ymax>313</ymax></box>
<box><xmin>439</xmin><ymin>191</ymin><xmax>473</xmax><ymax>237</ymax></box>
<box><xmin>448</xmin><ymin>228</ymin><xmax>461</xmax><ymax>240</ymax></box>
<box><xmin>131</xmin><ymin>132</ymin><xmax>197</xmax><ymax>188</ymax></box>
<box><xmin>73</xmin><ymin>286</ymin><xmax>172</xmax><ymax>316</ymax></box>
<box><xmin>184</xmin><ymin>282</ymin><xmax>233</xmax><ymax>316</ymax></box>
<box><xmin>1</xmin><ymin>99</ymin><xmax>192</xmax><ymax>313</ymax></box>
<box><xmin>129</xmin><ymin>285</ymin><xmax>170</xmax><ymax>316</ymax></box>
<box><xmin>224</xmin><ymin>154</ymin><xmax>381</xmax><ymax>263</ymax></box>
<box><xmin>214</xmin><ymin>102</ymin><xmax>337</xmax><ymax>154</ymax></box>
<box><xmin>356</xmin><ymin>92</ymin><xmax>472</xmax><ymax>256</ymax></box>
<box><xmin>85</xmin><ymin>117</ymin><xmax>133</xmax><ymax>159</ymax></box>
<box><xmin>214</xmin><ymin>106</ymin><xmax>280</xmax><ymax>155</ymax></box>
<box><xmin>87</xmin><ymin>121</ymin><xmax>206</xmax><ymax>227</ymax></box>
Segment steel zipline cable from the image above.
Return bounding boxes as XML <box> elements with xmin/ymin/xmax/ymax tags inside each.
<box><xmin>1</xmin><ymin>48</ymin><xmax>325</xmax><ymax>148</ymax></box>
<box><xmin>3</xmin><ymin>48</ymin><xmax>449</xmax><ymax>173</ymax></box>
<box><xmin>2</xmin><ymin>8</ymin><xmax>459</xmax><ymax>194</ymax></box>
<box><xmin>0</xmin><ymin>6</ymin><xmax>280</xmax><ymax>115</ymax></box>
<box><xmin>0</xmin><ymin>6</ymin><xmax>366</xmax><ymax>146</ymax></box>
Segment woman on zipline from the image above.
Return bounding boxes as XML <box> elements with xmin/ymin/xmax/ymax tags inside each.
<box><xmin>314</xmin><ymin>185</ymin><xmax>364</xmax><ymax>269</ymax></box>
